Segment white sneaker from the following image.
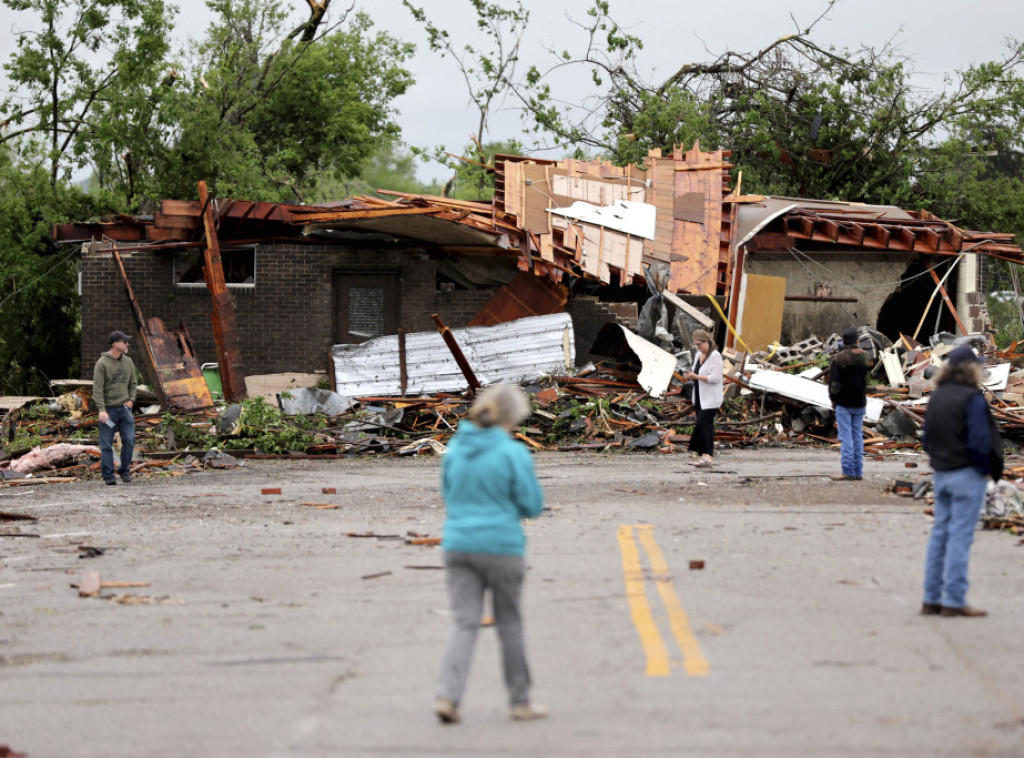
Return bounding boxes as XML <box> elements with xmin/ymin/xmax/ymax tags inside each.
<box><xmin>434</xmin><ymin>697</ymin><xmax>460</xmax><ymax>724</ymax></box>
<box><xmin>510</xmin><ymin>703</ymin><xmax>548</xmax><ymax>721</ymax></box>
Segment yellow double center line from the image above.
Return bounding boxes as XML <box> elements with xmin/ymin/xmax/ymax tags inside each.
<box><xmin>617</xmin><ymin>524</ymin><xmax>709</xmax><ymax>677</ymax></box>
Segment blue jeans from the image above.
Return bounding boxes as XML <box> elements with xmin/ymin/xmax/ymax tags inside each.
<box><xmin>923</xmin><ymin>467</ymin><xmax>987</xmax><ymax>608</ymax></box>
<box><xmin>835</xmin><ymin>405</ymin><xmax>865</xmax><ymax>477</ymax></box>
<box><xmin>99</xmin><ymin>405</ymin><xmax>135</xmax><ymax>481</ymax></box>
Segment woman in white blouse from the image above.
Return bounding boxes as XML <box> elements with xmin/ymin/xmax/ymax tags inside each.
<box><xmin>683</xmin><ymin>329</ymin><xmax>724</xmax><ymax>468</ymax></box>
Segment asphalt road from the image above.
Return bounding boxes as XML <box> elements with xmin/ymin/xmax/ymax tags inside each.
<box><xmin>1</xmin><ymin>447</ymin><xmax>1022</xmax><ymax>757</ymax></box>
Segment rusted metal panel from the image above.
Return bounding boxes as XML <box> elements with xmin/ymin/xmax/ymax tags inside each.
<box><xmin>432</xmin><ymin>313</ymin><xmax>481</xmax><ymax>391</ymax></box>
<box><xmin>398</xmin><ymin>328</ymin><xmax>408</xmax><ymax>396</ymax></box>
<box><xmin>469</xmin><ymin>271</ymin><xmax>568</xmax><ymax>326</ymax></box>
<box><xmin>111</xmin><ymin>248</ymin><xmax>213</xmax><ymax>411</ymax></box>
<box><xmin>198</xmin><ymin>181</ymin><xmax>247</xmax><ymax>403</ymax></box>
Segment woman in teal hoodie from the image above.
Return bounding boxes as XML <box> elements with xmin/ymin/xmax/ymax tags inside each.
<box><xmin>434</xmin><ymin>384</ymin><xmax>546</xmax><ymax>724</ymax></box>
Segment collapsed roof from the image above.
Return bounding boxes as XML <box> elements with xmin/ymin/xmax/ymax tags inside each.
<box><xmin>55</xmin><ymin>143</ymin><xmax>1022</xmax><ymax>303</ymax></box>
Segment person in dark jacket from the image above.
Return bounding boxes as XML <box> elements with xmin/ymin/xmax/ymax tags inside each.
<box><xmin>828</xmin><ymin>326</ymin><xmax>869</xmax><ymax>481</ymax></box>
<box><xmin>434</xmin><ymin>384</ymin><xmax>546</xmax><ymax>725</ymax></box>
<box><xmin>921</xmin><ymin>344</ymin><xmax>1001</xmax><ymax>618</ymax></box>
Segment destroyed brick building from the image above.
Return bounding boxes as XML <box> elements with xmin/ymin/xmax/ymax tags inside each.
<box><xmin>55</xmin><ymin>143</ymin><xmax>1023</xmax><ymax>397</ymax></box>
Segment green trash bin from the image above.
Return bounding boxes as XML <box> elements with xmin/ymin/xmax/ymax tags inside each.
<box><xmin>201</xmin><ymin>363</ymin><xmax>223</xmax><ymax>400</ymax></box>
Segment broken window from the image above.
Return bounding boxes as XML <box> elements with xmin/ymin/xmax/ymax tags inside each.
<box><xmin>173</xmin><ymin>247</ymin><xmax>256</xmax><ymax>288</ymax></box>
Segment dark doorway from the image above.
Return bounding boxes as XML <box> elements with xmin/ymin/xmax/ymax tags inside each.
<box><xmin>333</xmin><ymin>271</ymin><xmax>399</xmax><ymax>344</ymax></box>
<box><xmin>876</xmin><ymin>256</ymin><xmax>958</xmax><ymax>342</ymax></box>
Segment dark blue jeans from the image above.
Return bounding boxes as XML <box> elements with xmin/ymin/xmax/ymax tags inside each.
<box><xmin>99</xmin><ymin>405</ymin><xmax>135</xmax><ymax>481</ymax></box>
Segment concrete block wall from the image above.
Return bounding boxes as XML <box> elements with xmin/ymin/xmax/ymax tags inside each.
<box><xmin>964</xmin><ymin>290</ymin><xmax>988</xmax><ymax>335</ymax></box>
<box><xmin>81</xmin><ymin>243</ymin><xmax>498</xmax><ymax>379</ymax></box>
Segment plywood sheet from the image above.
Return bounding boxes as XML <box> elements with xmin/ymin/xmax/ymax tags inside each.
<box><xmin>668</xmin><ymin>145</ymin><xmax>724</xmax><ymax>294</ymax></box>
<box><xmin>736</xmin><ymin>273</ymin><xmax>786</xmax><ymax>352</ymax></box>
<box><xmin>245</xmin><ymin>373</ymin><xmax>324</xmax><ymax>404</ymax></box>
<box><xmin>522</xmin><ymin>163</ymin><xmax>552</xmax><ymax>234</ymax></box>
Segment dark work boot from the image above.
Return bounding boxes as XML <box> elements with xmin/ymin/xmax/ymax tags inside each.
<box><xmin>940</xmin><ymin>605</ymin><xmax>988</xmax><ymax>617</ymax></box>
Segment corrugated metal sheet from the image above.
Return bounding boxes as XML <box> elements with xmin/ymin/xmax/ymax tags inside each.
<box><xmin>331</xmin><ymin>313</ymin><xmax>575</xmax><ymax>396</ymax></box>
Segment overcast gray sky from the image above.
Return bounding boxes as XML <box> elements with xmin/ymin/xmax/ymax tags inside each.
<box><xmin>3</xmin><ymin>0</ymin><xmax>1022</xmax><ymax>183</ymax></box>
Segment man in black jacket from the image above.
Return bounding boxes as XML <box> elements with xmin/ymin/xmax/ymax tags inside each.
<box><xmin>828</xmin><ymin>327</ymin><xmax>868</xmax><ymax>481</ymax></box>
<box><xmin>921</xmin><ymin>344</ymin><xmax>1000</xmax><ymax>618</ymax></box>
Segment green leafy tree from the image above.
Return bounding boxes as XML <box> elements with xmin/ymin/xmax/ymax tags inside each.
<box><xmin>0</xmin><ymin>154</ymin><xmax>104</xmax><ymax>394</ymax></box>
<box><xmin>512</xmin><ymin>1</ymin><xmax>1024</xmax><ymax>206</ymax></box>
<box><xmin>0</xmin><ymin>0</ymin><xmax>175</xmax><ymax>187</ymax></box>
<box><xmin>0</xmin><ymin>0</ymin><xmax>174</xmax><ymax>392</ymax></box>
<box><xmin>310</xmin><ymin>141</ymin><xmax>442</xmax><ymax>201</ymax></box>
<box><xmin>446</xmin><ymin>138</ymin><xmax>524</xmax><ymax>201</ymax></box>
<box><xmin>97</xmin><ymin>0</ymin><xmax>416</xmax><ymax>204</ymax></box>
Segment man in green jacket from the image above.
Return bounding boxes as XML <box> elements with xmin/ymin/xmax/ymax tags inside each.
<box><xmin>93</xmin><ymin>330</ymin><xmax>138</xmax><ymax>485</ymax></box>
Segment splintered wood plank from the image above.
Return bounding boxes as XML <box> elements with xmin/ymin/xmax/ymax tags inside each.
<box><xmin>540</xmin><ymin>233</ymin><xmax>555</xmax><ymax>262</ymax></box>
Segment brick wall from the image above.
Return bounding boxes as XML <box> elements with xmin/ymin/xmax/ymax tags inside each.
<box><xmin>80</xmin><ymin>243</ymin><xmax>499</xmax><ymax>379</ymax></box>
<box><xmin>435</xmin><ymin>287</ymin><xmax>495</xmax><ymax>326</ymax></box>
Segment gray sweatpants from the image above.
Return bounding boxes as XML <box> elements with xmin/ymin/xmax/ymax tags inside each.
<box><xmin>435</xmin><ymin>551</ymin><xmax>531</xmax><ymax>706</ymax></box>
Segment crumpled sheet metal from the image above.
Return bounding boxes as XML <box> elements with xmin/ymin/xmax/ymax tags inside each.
<box><xmin>331</xmin><ymin>313</ymin><xmax>575</xmax><ymax>397</ymax></box>
<box><xmin>985</xmin><ymin>480</ymin><xmax>1024</xmax><ymax>519</ymax></box>
<box><xmin>748</xmin><ymin>370</ymin><xmax>885</xmax><ymax>423</ymax></box>
<box><xmin>279</xmin><ymin>387</ymin><xmax>354</xmax><ymax>416</ymax></box>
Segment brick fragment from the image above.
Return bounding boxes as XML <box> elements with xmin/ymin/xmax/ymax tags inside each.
<box><xmin>78</xmin><ymin>572</ymin><xmax>102</xmax><ymax>597</ymax></box>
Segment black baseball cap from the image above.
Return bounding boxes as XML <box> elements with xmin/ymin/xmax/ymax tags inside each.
<box><xmin>841</xmin><ymin>327</ymin><xmax>859</xmax><ymax>346</ymax></box>
<box><xmin>108</xmin><ymin>330</ymin><xmax>132</xmax><ymax>345</ymax></box>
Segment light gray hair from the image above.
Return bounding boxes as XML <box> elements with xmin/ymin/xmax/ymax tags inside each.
<box><xmin>468</xmin><ymin>384</ymin><xmax>531</xmax><ymax>429</ymax></box>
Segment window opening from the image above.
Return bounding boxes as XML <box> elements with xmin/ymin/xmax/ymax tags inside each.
<box><xmin>174</xmin><ymin>247</ymin><xmax>256</xmax><ymax>288</ymax></box>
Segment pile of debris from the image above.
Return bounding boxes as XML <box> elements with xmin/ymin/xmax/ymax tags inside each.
<box><xmin>6</xmin><ymin>307</ymin><xmax>1024</xmax><ymax>489</ymax></box>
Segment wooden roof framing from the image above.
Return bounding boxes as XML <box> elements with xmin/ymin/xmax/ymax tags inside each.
<box><xmin>775</xmin><ymin>209</ymin><xmax>1023</xmax><ymax>261</ymax></box>
<box><xmin>53</xmin><ymin>147</ymin><xmax>1022</xmax><ymax>299</ymax></box>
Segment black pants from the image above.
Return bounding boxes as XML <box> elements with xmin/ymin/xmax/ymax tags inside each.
<box><xmin>688</xmin><ymin>408</ymin><xmax>718</xmax><ymax>457</ymax></box>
